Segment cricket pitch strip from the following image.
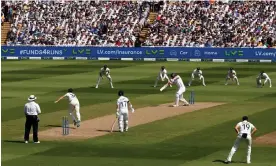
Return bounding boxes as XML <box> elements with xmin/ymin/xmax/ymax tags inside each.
<box><xmin>38</xmin><ymin>102</ymin><xmax>225</xmax><ymax>141</ymax></box>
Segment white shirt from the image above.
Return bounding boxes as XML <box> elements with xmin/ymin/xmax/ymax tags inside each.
<box><xmin>227</xmin><ymin>70</ymin><xmax>237</xmax><ymax>77</ymax></box>
<box><xmin>257</xmin><ymin>73</ymin><xmax>270</xmax><ymax>80</ymax></box>
<box><xmin>117</xmin><ymin>96</ymin><xmax>130</xmax><ymax>113</ymax></box>
<box><xmin>24</xmin><ymin>101</ymin><xmax>41</xmax><ymax>116</ymax></box>
<box><xmin>237</xmin><ymin>120</ymin><xmax>255</xmax><ymax>136</ymax></box>
<box><xmin>64</xmin><ymin>92</ymin><xmax>79</xmax><ymax>104</ymax></box>
<box><xmin>171</xmin><ymin>75</ymin><xmax>185</xmax><ymax>89</ymax></box>
<box><xmin>192</xmin><ymin>69</ymin><xmax>202</xmax><ymax>76</ymax></box>
<box><xmin>100</xmin><ymin>67</ymin><xmax>110</xmax><ymax>76</ymax></box>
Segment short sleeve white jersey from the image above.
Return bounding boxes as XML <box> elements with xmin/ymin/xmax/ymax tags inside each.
<box><xmin>64</xmin><ymin>92</ymin><xmax>78</xmax><ymax>103</ymax></box>
<box><xmin>171</xmin><ymin>75</ymin><xmax>185</xmax><ymax>89</ymax></box>
<box><xmin>117</xmin><ymin>96</ymin><xmax>129</xmax><ymax>113</ymax></box>
<box><xmin>237</xmin><ymin>120</ymin><xmax>255</xmax><ymax>136</ymax></box>
<box><xmin>100</xmin><ymin>67</ymin><xmax>110</xmax><ymax>76</ymax></box>
<box><xmin>160</xmin><ymin>69</ymin><xmax>167</xmax><ymax>76</ymax></box>
<box><xmin>228</xmin><ymin>70</ymin><xmax>236</xmax><ymax>77</ymax></box>
<box><xmin>193</xmin><ymin>69</ymin><xmax>202</xmax><ymax>76</ymax></box>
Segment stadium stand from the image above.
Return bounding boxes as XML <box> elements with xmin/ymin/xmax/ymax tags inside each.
<box><xmin>2</xmin><ymin>0</ymin><xmax>276</xmax><ymax>48</ymax></box>
<box><xmin>144</xmin><ymin>1</ymin><xmax>276</xmax><ymax>48</ymax></box>
<box><xmin>2</xmin><ymin>0</ymin><xmax>150</xmax><ymax>46</ymax></box>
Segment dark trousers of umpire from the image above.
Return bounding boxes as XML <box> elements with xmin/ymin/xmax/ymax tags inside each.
<box><xmin>24</xmin><ymin>115</ymin><xmax>39</xmax><ymax>142</ymax></box>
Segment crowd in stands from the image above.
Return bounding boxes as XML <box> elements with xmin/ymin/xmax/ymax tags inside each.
<box><xmin>2</xmin><ymin>0</ymin><xmax>276</xmax><ymax>48</ymax></box>
<box><xmin>3</xmin><ymin>0</ymin><xmax>150</xmax><ymax>46</ymax></box>
<box><xmin>144</xmin><ymin>1</ymin><xmax>276</xmax><ymax>48</ymax></box>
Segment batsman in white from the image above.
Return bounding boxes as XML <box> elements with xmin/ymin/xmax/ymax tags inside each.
<box><xmin>116</xmin><ymin>90</ymin><xmax>135</xmax><ymax>132</ymax></box>
<box><xmin>154</xmin><ymin>66</ymin><xmax>172</xmax><ymax>87</ymax></box>
<box><xmin>256</xmin><ymin>71</ymin><xmax>272</xmax><ymax>88</ymax></box>
<box><xmin>225</xmin><ymin>67</ymin><xmax>240</xmax><ymax>85</ymax></box>
<box><xmin>168</xmin><ymin>73</ymin><xmax>189</xmax><ymax>107</ymax></box>
<box><xmin>95</xmin><ymin>65</ymin><xmax>114</xmax><ymax>88</ymax></box>
<box><xmin>225</xmin><ymin>116</ymin><xmax>257</xmax><ymax>164</ymax></box>
<box><xmin>55</xmin><ymin>88</ymin><xmax>81</xmax><ymax>127</ymax></box>
<box><xmin>188</xmin><ymin>67</ymin><xmax>206</xmax><ymax>86</ymax></box>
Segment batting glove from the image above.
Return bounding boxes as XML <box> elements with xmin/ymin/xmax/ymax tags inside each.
<box><xmin>116</xmin><ymin>111</ymin><xmax>120</xmax><ymax>118</ymax></box>
<box><xmin>132</xmin><ymin>108</ymin><xmax>135</xmax><ymax>113</ymax></box>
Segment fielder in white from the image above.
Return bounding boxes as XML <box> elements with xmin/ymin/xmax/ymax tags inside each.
<box><xmin>188</xmin><ymin>67</ymin><xmax>206</xmax><ymax>86</ymax></box>
<box><xmin>256</xmin><ymin>71</ymin><xmax>272</xmax><ymax>88</ymax></box>
<box><xmin>225</xmin><ymin>67</ymin><xmax>240</xmax><ymax>85</ymax></box>
<box><xmin>55</xmin><ymin>88</ymin><xmax>81</xmax><ymax>127</ymax></box>
<box><xmin>168</xmin><ymin>73</ymin><xmax>189</xmax><ymax>107</ymax></box>
<box><xmin>154</xmin><ymin>66</ymin><xmax>171</xmax><ymax>87</ymax></box>
<box><xmin>95</xmin><ymin>65</ymin><xmax>114</xmax><ymax>88</ymax></box>
<box><xmin>116</xmin><ymin>90</ymin><xmax>135</xmax><ymax>132</ymax></box>
<box><xmin>225</xmin><ymin>116</ymin><xmax>257</xmax><ymax>164</ymax></box>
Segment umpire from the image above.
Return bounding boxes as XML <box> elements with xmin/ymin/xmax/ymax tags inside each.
<box><xmin>24</xmin><ymin>95</ymin><xmax>41</xmax><ymax>143</ymax></box>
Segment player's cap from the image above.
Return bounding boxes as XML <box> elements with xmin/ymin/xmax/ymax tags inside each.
<box><xmin>242</xmin><ymin>116</ymin><xmax>248</xmax><ymax>121</ymax></box>
<box><xmin>161</xmin><ymin>66</ymin><xmax>165</xmax><ymax>69</ymax></box>
<box><xmin>104</xmin><ymin>65</ymin><xmax>107</xmax><ymax>68</ymax></box>
<box><xmin>197</xmin><ymin>67</ymin><xmax>200</xmax><ymax>70</ymax></box>
<box><xmin>170</xmin><ymin>73</ymin><xmax>176</xmax><ymax>78</ymax></box>
<box><xmin>260</xmin><ymin>70</ymin><xmax>264</xmax><ymax>74</ymax></box>
<box><xmin>68</xmin><ymin>88</ymin><xmax>73</xmax><ymax>92</ymax></box>
<box><xmin>230</xmin><ymin>67</ymin><xmax>233</xmax><ymax>70</ymax></box>
<box><xmin>118</xmin><ymin>90</ymin><xmax>124</xmax><ymax>96</ymax></box>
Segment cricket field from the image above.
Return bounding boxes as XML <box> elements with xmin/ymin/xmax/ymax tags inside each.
<box><xmin>2</xmin><ymin>60</ymin><xmax>276</xmax><ymax>166</ymax></box>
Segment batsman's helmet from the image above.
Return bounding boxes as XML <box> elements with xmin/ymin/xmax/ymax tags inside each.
<box><xmin>197</xmin><ymin>67</ymin><xmax>200</xmax><ymax>70</ymax></box>
<box><xmin>230</xmin><ymin>67</ymin><xmax>233</xmax><ymax>70</ymax></box>
<box><xmin>260</xmin><ymin>70</ymin><xmax>264</xmax><ymax>74</ymax></box>
<box><xmin>170</xmin><ymin>73</ymin><xmax>176</xmax><ymax>78</ymax></box>
<box><xmin>118</xmin><ymin>90</ymin><xmax>124</xmax><ymax>96</ymax></box>
<box><xmin>242</xmin><ymin>116</ymin><xmax>248</xmax><ymax>121</ymax></box>
<box><xmin>161</xmin><ymin>66</ymin><xmax>165</xmax><ymax>70</ymax></box>
<box><xmin>104</xmin><ymin>65</ymin><xmax>107</xmax><ymax>69</ymax></box>
<box><xmin>68</xmin><ymin>88</ymin><xmax>73</xmax><ymax>92</ymax></box>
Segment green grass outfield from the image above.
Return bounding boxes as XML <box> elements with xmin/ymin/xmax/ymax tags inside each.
<box><xmin>2</xmin><ymin>60</ymin><xmax>276</xmax><ymax>166</ymax></box>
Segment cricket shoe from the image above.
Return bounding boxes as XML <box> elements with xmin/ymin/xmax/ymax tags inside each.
<box><xmin>73</xmin><ymin>120</ymin><xmax>77</xmax><ymax>126</ymax></box>
<box><xmin>95</xmin><ymin>86</ymin><xmax>98</xmax><ymax>89</ymax></box>
<box><xmin>247</xmin><ymin>161</ymin><xmax>251</xmax><ymax>164</ymax></box>
<box><xmin>25</xmin><ymin>141</ymin><xmax>28</xmax><ymax>144</ymax></box>
<box><xmin>183</xmin><ymin>103</ymin><xmax>190</xmax><ymax>106</ymax></box>
<box><xmin>34</xmin><ymin>141</ymin><xmax>40</xmax><ymax>144</ymax></box>
<box><xmin>172</xmin><ymin>105</ymin><xmax>179</xmax><ymax>107</ymax></box>
<box><xmin>76</xmin><ymin>121</ymin><xmax>81</xmax><ymax>128</ymax></box>
<box><xmin>224</xmin><ymin>160</ymin><xmax>231</xmax><ymax>164</ymax></box>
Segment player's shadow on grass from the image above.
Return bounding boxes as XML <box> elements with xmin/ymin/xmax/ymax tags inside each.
<box><xmin>4</xmin><ymin>140</ymin><xmax>25</xmax><ymax>144</ymax></box>
<box><xmin>213</xmin><ymin>159</ymin><xmax>246</xmax><ymax>164</ymax></box>
<box><xmin>96</xmin><ymin>129</ymin><xmax>120</xmax><ymax>133</ymax></box>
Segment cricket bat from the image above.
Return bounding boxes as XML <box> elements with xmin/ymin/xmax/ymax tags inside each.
<box><xmin>110</xmin><ymin>118</ymin><xmax>117</xmax><ymax>132</ymax></box>
<box><xmin>160</xmin><ymin>83</ymin><xmax>168</xmax><ymax>91</ymax></box>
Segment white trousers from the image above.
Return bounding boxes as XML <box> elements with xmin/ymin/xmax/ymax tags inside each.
<box><xmin>154</xmin><ymin>74</ymin><xmax>170</xmax><ymax>87</ymax></box>
<box><xmin>118</xmin><ymin>112</ymin><xmax>129</xmax><ymax>132</ymax></box>
<box><xmin>175</xmin><ymin>87</ymin><xmax>188</xmax><ymax>106</ymax></box>
<box><xmin>189</xmin><ymin>74</ymin><xmax>205</xmax><ymax>86</ymax></box>
<box><xmin>227</xmin><ymin>135</ymin><xmax>252</xmax><ymax>163</ymax></box>
<box><xmin>256</xmin><ymin>78</ymin><xmax>272</xmax><ymax>87</ymax></box>
<box><xmin>68</xmin><ymin>101</ymin><xmax>81</xmax><ymax>122</ymax></box>
<box><xmin>96</xmin><ymin>74</ymin><xmax>113</xmax><ymax>88</ymax></box>
<box><xmin>226</xmin><ymin>75</ymin><xmax>239</xmax><ymax>85</ymax></box>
